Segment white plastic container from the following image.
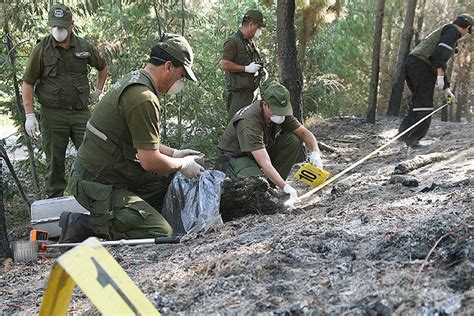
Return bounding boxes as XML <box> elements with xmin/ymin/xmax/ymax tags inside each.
<box><xmin>30</xmin><ymin>196</ymin><xmax>89</xmax><ymax>238</ymax></box>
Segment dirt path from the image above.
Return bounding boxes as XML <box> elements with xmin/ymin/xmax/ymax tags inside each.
<box><xmin>1</xmin><ymin>116</ymin><xmax>473</xmax><ymax>314</ymax></box>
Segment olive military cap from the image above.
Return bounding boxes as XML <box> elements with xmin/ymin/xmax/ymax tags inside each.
<box><xmin>151</xmin><ymin>33</ymin><xmax>198</xmax><ymax>82</ymax></box>
<box><xmin>457</xmin><ymin>13</ymin><xmax>472</xmax><ymax>33</ymax></box>
<box><xmin>48</xmin><ymin>3</ymin><xmax>73</xmax><ymax>28</ymax></box>
<box><xmin>263</xmin><ymin>82</ymin><xmax>293</xmax><ymax>116</ymax></box>
<box><xmin>457</xmin><ymin>13</ymin><xmax>473</xmax><ymax>26</ymax></box>
<box><xmin>244</xmin><ymin>9</ymin><xmax>266</xmax><ymax>27</ymax></box>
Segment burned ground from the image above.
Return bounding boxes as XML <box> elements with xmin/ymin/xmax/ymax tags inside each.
<box><xmin>0</xmin><ymin>116</ymin><xmax>473</xmax><ymax>314</ymax></box>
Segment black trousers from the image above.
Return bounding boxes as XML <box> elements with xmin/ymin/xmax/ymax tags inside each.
<box><xmin>398</xmin><ymin>55</ymin><xmax>436</xmax><ymax>146</ymax></box>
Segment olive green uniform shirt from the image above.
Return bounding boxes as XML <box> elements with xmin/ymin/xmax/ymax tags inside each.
<box><xmin>218</xmin><ymin>100</ymin><xmax>301</xmax><ymax>156</ymax></box>
<box><xmin>77</xmin><ymin>70</ymin><xmax>162</xmax><ymax>187</ymax></box>
<box><xmin>23</xmin><ymin>33</ymin><xmax>106</xmax><ymax>110</ymax></box>
<box><xmin>221</xmin><ymin>30</ymin><xmax>262</xmax><ymax>92</ymax></box>
<box><xmin>119</xmin><ymin>85</ymin><xmax>161</xmax><ymax>150</ymax></box>
<box><xmin>23</xmin><ymin>34</ymin><xmax>106</xmax><ymax>84</ymax></box>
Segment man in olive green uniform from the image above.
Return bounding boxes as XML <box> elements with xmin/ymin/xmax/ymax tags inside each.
<box><xmin>220</xmin><ymin>9</ymin><xmax>268</xmax><ymax>120</ymax></box>
<box><xmin>398</xmin><ymin>13</ymin><xmax>472</xmax><ymax>147</ymax></box>
<box><xmin>22</xmin><ymin>3</ymin><xmax>108</xmax><ymax>198</ymax></box>
<box><xmin>218</xmin><ymin>82</ymin><xmax>323</xmax><ymax>200</ymax></box>
<box><xmin>62</xmin><ymin>33</ymin><xmax>204</xmax><ymax>242</ymax></box>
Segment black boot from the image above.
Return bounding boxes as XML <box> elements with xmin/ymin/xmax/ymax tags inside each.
<box><xmin>58</xmin><ymin>212</ymin><xmax>95</xmax><ymax>244</ymax></box>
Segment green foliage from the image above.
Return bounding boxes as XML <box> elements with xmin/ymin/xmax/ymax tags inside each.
<box><xmin>303</xmin><ymin>0</ymin><xmax>376</xmax><ymax>118</ymax></box>
<box><xmin>5</xmin><ymin>0</ymin><xmax>468</xmax><ymax>202</ymax></box>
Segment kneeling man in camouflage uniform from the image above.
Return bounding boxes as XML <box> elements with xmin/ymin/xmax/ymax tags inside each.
<box><xmin>218</xmin><ymin>82</ymin><xmax>323</xmax><ymax>200</ymax></box>
<box><xmin>62</xmin><ymin>34</ymin><xmax>203</xmax><ymax>242</ymax></box>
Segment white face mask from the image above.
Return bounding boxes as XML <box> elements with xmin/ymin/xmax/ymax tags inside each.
<box><xmin>254</xmin><ymin>28</ymin><xmax>262</xmax><ymax>39</ymax></box>
<box><xmin>167</xmin><ymin>79</ymin><xmax>185</xmax><ymax>95</ymax></box>
<box><xmin>270</xmin><ymin>115</ymin><xmax>285</xmax><ymax>124</ymax></box>
<box><xmin>51</xmin><ymin>27</ymin><xmax>68</xmax><ymax>42</ymax></box>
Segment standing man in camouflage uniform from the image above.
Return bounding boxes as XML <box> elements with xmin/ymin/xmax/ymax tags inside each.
<box><xmin>220</xmin><ymin>9</ymin><xmax>268</xmax><ymax>120</ymax></box>
<box><xmin>22</xmin><ymin>3</ymin><xmax>108</xmax><ymax>198</ymax></box>
<box><xmin>218</xmin><ymin>82</ymin><xmax>323</xmax><ymax>200</ymax></box>
<box><xmin>398</xmin><ymin>13</ymin><xmax>472</xmax><ymax>148</ymax></box>
<box><xmin>62</xmin><ymin>33</ymin><xmax>204</xmax><ymax>242</ymax></box>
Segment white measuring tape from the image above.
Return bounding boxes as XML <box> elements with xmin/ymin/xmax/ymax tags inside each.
<box><xmin>297</xmin><ymin>101</ymin><xmax>452</xmax><ymax>203</ymax></box>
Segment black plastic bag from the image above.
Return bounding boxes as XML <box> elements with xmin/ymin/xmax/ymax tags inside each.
<box><xmin>162</xmin><ymin>170</ymin><xmax>225</xmax><ymax>234</ymax></box>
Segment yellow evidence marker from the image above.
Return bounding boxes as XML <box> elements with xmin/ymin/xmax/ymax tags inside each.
<box><xmin>294</xmin><ymin>163</ymin><xmax>330</xmax><ymax>187</ymax></box>
<box><xmin>40</xmin><ymin>237</ymin><xmax>160</xmax><ymax>316</ymax></box>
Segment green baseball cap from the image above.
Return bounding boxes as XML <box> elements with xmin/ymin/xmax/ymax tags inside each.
<box><xmin>244</xmin><ymin>9</ymin><xmax>266</xmax><ymax>27</ymax></box>
<box><xmin>48</xmin><ymin>3</ymin><xmax>72</xmax><ymax>28</ymax></box>
<box><xmin>457</xmin><ymin>13</ymin><xmax>473</xmax><ymax>26</ymax></box>
<box><xmin>151</xmin><ymin>33</ymin><xmax>198</xmax><ymax>82</ymax></box>
<box><xmin>263</xmin><ymin>82</ymin><xmax>293</xmax><ymax>116</ymax></box>
<box><xmin>457</xmin><ymin>13</ymin><xmax>472</xmax><ymax>33</ymax></box>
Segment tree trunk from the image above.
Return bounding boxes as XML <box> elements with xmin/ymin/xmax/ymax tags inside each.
<box><xmin>379</xmin><ymin>5</ymin><xmax>394</xmax><ymax>112</ymax></box>
<box><xmin>386</xmin><ymin>0</ymin><xmax>418</xmax><ymax>116</ymax></box>
<box><xmin>0</xmin><ymin>158</ymin><xmax>12</xmax><ymax>259</ymax></box>
<box><xmin>394</xmin><ymin>152</ymin><xmax>452</xmax><ymax>174</ymax></box>
<box><xmin>4</xmin><ymin>24</ymin><xmax>41</xmax><ymax>196</ymax></box>
<box><xmin>442</xmin><ymin>57</ymin><xmax>455</xmax><ymax>122</ymax></box>
<box><xmin>0</xmin><ymin>145</ymin><xmax>30</xmax><ymax>207</ymax></box>
<box><xmin>413</xmin><ymin>0</ymin><xmax>426</xmax><ymax>46</ymax></box>
<box><xmin>455</xmin><ymin>89</ymin><xmax>465</xmax><ymax>123</ymax></box>
<box><xmin>277</xmin><ymin>0</ymin><xmax>304</xmax><ymax>123</ymax></box>
<box><xmin>366</xmin><ymin>0</ymin><xmax>386</xmax><ymax>123</ymax></box>
<box><xmin>454</xmin><ymin>42</ymin><xmax>472</xmax><ymax>122</ymax></box>
<box><xmin>219</xmin><ymin>177</ymin><xmax>288</xmax><ymax>222</ymax></box>
<box><xmin>448</xmin><ymin>82</ymin><xmax>455</xmax><ymax>122</ymax></box>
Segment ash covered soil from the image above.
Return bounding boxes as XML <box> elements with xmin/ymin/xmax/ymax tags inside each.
<box><xmin>1</xmin><ymin>116</ymin><xmax>473</xmax><ymax>315</ymax></box>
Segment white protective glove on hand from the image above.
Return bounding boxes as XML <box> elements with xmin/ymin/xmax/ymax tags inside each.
<box><xmin>444</xmin><ymin>88</ymin><xmax>455</xmax><ymax>101</ymax></box>
<box><xmin>180</xmin><ymin>155</ymin><xmax>205</xmax><ymax>179</ymax></box>
<box><xmin>435</xmin><ymin>76</ymin><xmax>444</xmax><ymax>90</ymax></box>
<box><xmin>89</xmin><ymin>88</ymin><xmax>102</xmax><ymax>103</ymax></box>
<box><xmin>283</xmin><ymin>183</ymin><xmax>298</xmax><ymax>200</ymax></box>
<box><xmin>308</xmin><ymin>151</ymin><xmax>323</xmax><ymax>169</ymax></box>
<box><xmin>172</xmin><ymin>148</ymin><xmax>202</xmax><ymax>158</ymax></box>
<box><xmin>244</xmin><ymin>62</ymin><xmax>262</xmax><ymax>74</ymax></box>
<box><xmin>25</xmin><ymin>113</ymin><xmax>40</xmax><ymax>138</ymax></box>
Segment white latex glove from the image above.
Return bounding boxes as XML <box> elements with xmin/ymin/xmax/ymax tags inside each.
<box><xmin>283</xmin><ymin>183</ymin><xmax>298</xmax><ymax>200</ymax></box>
<box><xmin>172</xmin><ymin>148</ymin><xmax>202</xmax><ymax>158</ymax></box>
<box><xmin>180</xmin><ymin>155</ymin><xmax>204</xmax><ymax>179</ymax></box>
<box><xmin>435</xmin><ymin>76</ymin><xmax>444</xmax><ymax>90</ymax></box>
<box><xmin>89</xmin><ymin>88</ymin><xmax>102</xmax><ymax>103</ymax></box>
<box><xmin>244</xmin><ymin>62</ymin><xmax>262</xmax><ymax>74</ymax></box>
<box><xmin>308</xmin><ymin>151</ymin><xmax>323</xmax><ymax>169</ymax></box>
<box><xmin>25</xmin><ymin>113</ymin><xmax>40</xmax><ymax>138</ymax></box>
<box><xmin>444</xmin><ymin>88</ymin><xmax>455</xmax><ymax>102</ymax></box>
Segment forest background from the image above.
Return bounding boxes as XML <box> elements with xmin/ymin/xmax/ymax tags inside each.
<box><xmin>0</xmin><ymin>0</ymin><xmax>472</xmax><ymax>205</ymax></box>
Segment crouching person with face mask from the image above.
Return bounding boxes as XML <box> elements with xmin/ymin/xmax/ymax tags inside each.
<box><xmin>61</xmin><ymin>33</ymin><xmax>204</xmax><ymax>242</ymax></box>
<box><xmin>217</xmin><ymin>82</ymin><xmax>322</xmax><ymax>201</ymax></box>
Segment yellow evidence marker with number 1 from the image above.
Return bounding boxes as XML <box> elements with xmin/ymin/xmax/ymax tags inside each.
<box><xmin>294</xmin><ymin>163</ymin><xmax>330</xmax><ymax>187</ymax></box>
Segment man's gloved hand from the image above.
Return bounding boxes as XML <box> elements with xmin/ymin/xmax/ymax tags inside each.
<box><xmin>172</xmin><ymin>148</ymin><xmax>202</xmax><ymax>158</ymax></box>
<box><xmin>25</xmin><ymin>113</ymin><xmax>40</xmax><ymax>138</ymax></box>
<box><xmin>444</xmin><ymin>88</ymin><xmax>455</xmax><ymax>102</ymax></box>
<box><xmin>435</xmin><ymin>76</ymin><xmax>444</xmax><ymax>90</ymax></box>
<box><xmin>244</xmin><ymin>62</ymin><xmax>262</xmax><ymax>74</ymax></box>
<box><xmin>283</xmin><ymin>183</ymin><xmax>298</xmax><ymax>200</ymax></box>
<box><xmin>180</xmin><ymin>155</ymin><xmax>204</xmax><ymax>179</ymax></box>
<box><xmin>308</xmin><ymin>151</ymin><xmax>323</xmax><ymax>169</ymax></box>
<box><xmin>89</xmin><ymin>88</ymin><xmax>102</xmax><ymax>103</ymax></box>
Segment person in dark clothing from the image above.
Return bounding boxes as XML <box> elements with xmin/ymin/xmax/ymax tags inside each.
<box><xmin>220</xmin><ymin>9</ymin><xmax>268</xmax><ymax>120</ymax></box>
<box><xmin>399</xmin><ymin>13</ymin><xmax>472</xmax><ymax>148</ymax></box>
